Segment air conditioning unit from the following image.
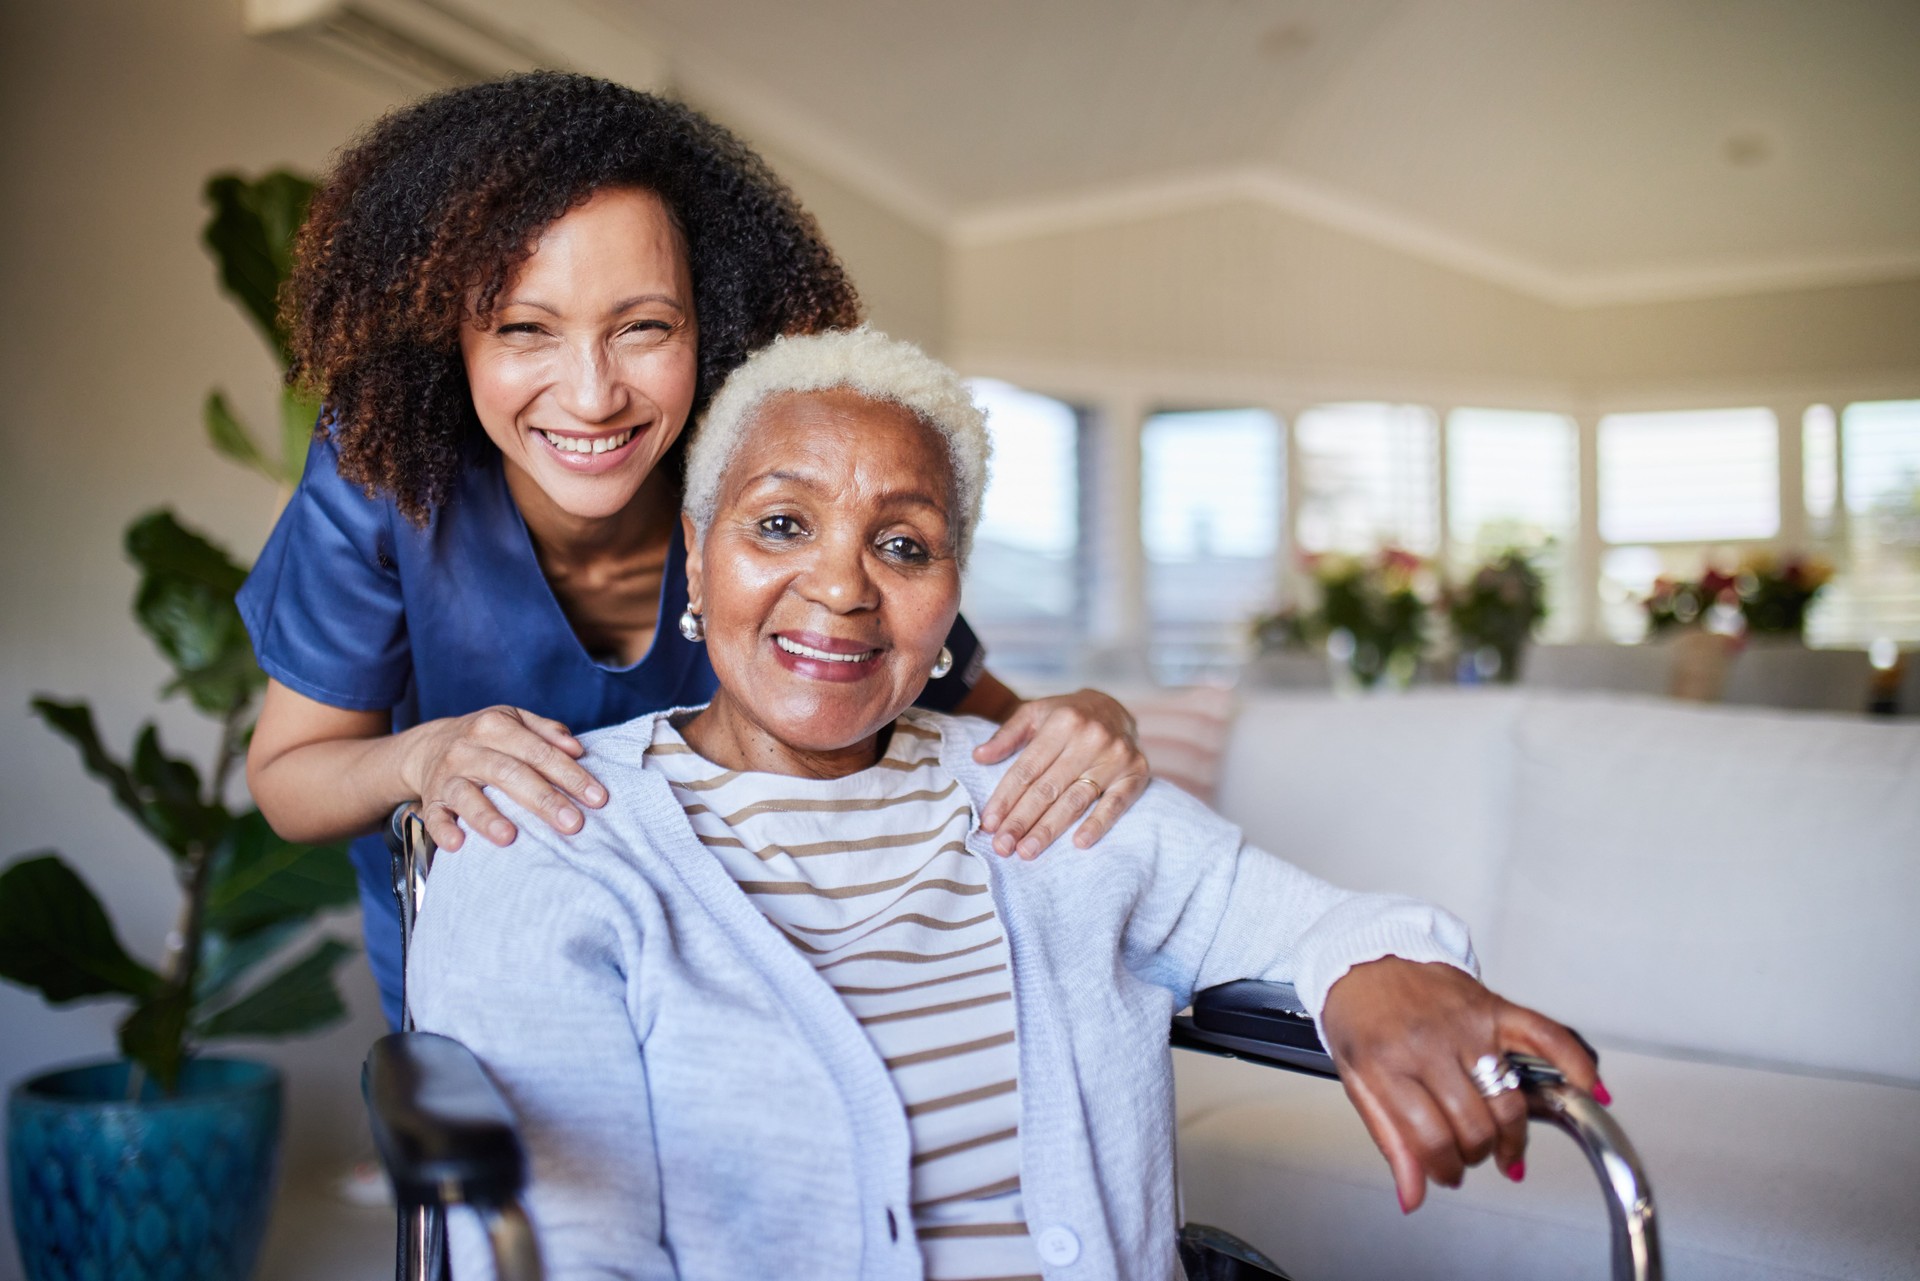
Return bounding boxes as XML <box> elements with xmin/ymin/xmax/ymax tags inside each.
<box><xmin>244</xmin><ymin>0</ymin><xmax>557</xmax><ymax>92</ymax></box>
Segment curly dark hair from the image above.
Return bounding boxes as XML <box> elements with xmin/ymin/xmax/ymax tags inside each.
<box><xmin>285</xmin><ymin>71</ymin><xmax>862</xmax><ymax>524</ymax></box>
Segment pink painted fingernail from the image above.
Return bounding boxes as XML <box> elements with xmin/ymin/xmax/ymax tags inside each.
<box><xmin>1592</xmin><ymin>1079</ymin><xmax>1613</xmax><ymax>1107</ymax></box>
<box><xmin>1505</xmin><ymin>1160</ymin><xmax>1525</xmax><ymax>1183</ymax></box>
<box><xmin>1397</xmin><ymin>1189</ymin><xmax>1411</xmax><ymax>1215</ymax></box>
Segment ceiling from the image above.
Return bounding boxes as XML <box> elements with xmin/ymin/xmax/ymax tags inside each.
<box><xmin>576</xmin><ymin>0</ymin><xmax>1920</xmax><ymax>306</ymax></box>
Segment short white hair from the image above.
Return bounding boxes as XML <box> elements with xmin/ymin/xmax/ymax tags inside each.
<box><xmin>684</xmin><ymin>328</ymin><xmax>992</xmax><ymax>564</ymax></box>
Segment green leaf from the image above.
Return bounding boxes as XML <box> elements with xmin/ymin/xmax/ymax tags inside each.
<box><xmin>124</xmin><ymin>510</ymin><xmax>264</xmax><ymax>716</ymax></box>
<box><xmin>197</xmin><ymin>937</ymin><xmax>354</xmax><ymax>1040</ymax></box>
<box><xmin>125</xmin><ymin>508</ymin><xmax>249</xmax><ymax>598</ymax></box>
<box><xmin>128</xmin><ymin>725</ymin><xmax>229</xmax><ymax>857</ymax></box>
<box><xmin>131</xmin><ymin>725</ymin><xmax>204</xmax><ymax>817</ymax></box>
<box><xmin>30</xmin><ymin>699</ymin><xmax>143</xmax><ymax>819</ymax></box>
<box><xmin>32</xmin><ymin>701</ymin><xmax>227</xmax><ymax>861</ymax></box>
<box><xmin>194</xmin><ymin>918</ymin><xmax>305</xmax><ymax>1006</ymax></box>
<box><xmin>280</xmin><ymin>387</ymin><xmax>321</xmax><ymax>487</ymax></box>
<box><xmin>119</xmin><ymin>991</ymin><xmax>191</xmax><ymax>1092</ymax></box>
<box><xmin>158</xmin><ymin>647</ymin><xmax>266</xmax><ymax>719</ymax></box>
<box><xmin>203</xmin><ymin>810</ymin><xmax>355</xmax><ymax>937</ymax></box>
<box><xmin>204</xmin><ymin>390</ymin><xmax>279</xmax><ymax>482</ymax></box>
<box><xmin>0</xmin><ymin>855</ymin><xmax>163</xmax><ymax>1004</ymax></box>
<box><xmin>202</xmin><ymin>171</ymin><xmax>317</xmax><ymax>364</ymax></box>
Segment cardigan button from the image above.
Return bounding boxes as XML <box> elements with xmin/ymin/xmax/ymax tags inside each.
<box><xmin>1036</xmin><ymin>1225</ymin><xmax>1080</xmax><ymax>1265</ymax></box>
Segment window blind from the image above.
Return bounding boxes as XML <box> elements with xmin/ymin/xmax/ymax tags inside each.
<box><xmin>1598</xmin><ymin>408</ymin><xmax>1779</xmax><ymax>544</ymax></box>
<box><xmin>1295</xmin><ymin>403</ymin><xmax>1439</xmax><ymax>554</ymax></box>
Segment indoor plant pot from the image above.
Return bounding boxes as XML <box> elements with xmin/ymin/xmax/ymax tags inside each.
<box><xmin>9</xmin><ymin>1059</ymin><xmax>281</xmax><ymax>1281</ymax></box>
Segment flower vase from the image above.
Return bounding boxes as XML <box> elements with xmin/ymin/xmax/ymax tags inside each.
<box><xmin>1665</xmin><ymin>628</ymin><xmax>1735</xmax><ymax>702</ymax></box>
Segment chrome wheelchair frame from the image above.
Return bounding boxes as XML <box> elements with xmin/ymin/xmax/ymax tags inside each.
<box><xmin>366</xmin><ymin>807</ymin><xmax>1660</xmax><ymax>1281</ymax></box>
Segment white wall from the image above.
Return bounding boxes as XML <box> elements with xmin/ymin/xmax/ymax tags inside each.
<box><xmin>952</xmin><ymin>200</ymin><xmax>1571</xmax><ymax>402</ymax></box>
<box><xmin>747</xmin><ymin>136</ymin><xmax>949</xmax><ymax>354</ymax></box>
<box><xmin>949</xmin><ymin>198</ymin><xmax>1920</xmax><ymax>408</ymax></box>
<box><xmin>1567</xmin><ymin>276</ymin><xmax>1920</xmax><ymax>400</ymax></box>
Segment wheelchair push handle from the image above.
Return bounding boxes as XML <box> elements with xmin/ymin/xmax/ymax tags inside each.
<box><xmin>1172</xmin><ymin>980</ymin><xmax>1661</xmax><ymax>1281</ymax></box>
<box><xmin>1512</xmin><ymin>1055</ymin><xmax>1661</xmax><ymax>1281</ymax></box>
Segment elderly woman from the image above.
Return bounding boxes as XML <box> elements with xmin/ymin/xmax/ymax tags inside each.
<box><xmin>240</xmin><ymin>72</ymin><xmax>1149</xmax><ymax>1032</ymax></box>
<box><xmin>409</xmin><ymin>329</ymin><xmax>1599</xmax><ymax>1281</ymax></box>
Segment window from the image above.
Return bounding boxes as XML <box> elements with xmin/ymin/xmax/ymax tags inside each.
<box><xmin>1446</xmin><ymin>409</ymin><xmax>1579</xmax><ymax>639</ymax></box>
<box><xmin>1598</xmin><ymin>408</ymin><xmax>1779</xmax><ymax>544</ymax></box>
<box><xmin>1294</xmin><ymin>403</ymin><xmax>1440</xmax><ymax>555</ymax></box>
<box><xmin>1141</xmin><ymin>408</ymin><xmax>1282</xmax><ymax>677</ymax></box>
<box><xmin>1597</xmin><ymin>407</ymin><xmax>1780</xmax><ymax>639</ymax></box>
<box><xmin>1809</xmin><ymin>400</ymin><xmax>1920</xmax><ymax>645</ymax></box>
<box><xmin>963</xmin><ymin>379</ymin><xmax>1085</xmax><ymax>675</ymax></box>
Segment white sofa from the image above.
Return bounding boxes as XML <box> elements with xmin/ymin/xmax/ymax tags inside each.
<box><xmin>1173</xmin><ymin>689</ymin><xmax>1920</xmax><ymax>1281</ymax></box>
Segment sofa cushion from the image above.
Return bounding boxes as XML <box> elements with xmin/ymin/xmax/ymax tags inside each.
<box><xmin>1175</xmin><ymin>1046</ymin><xmax>1920</xmax><ymax>1281</ymax></box>
<box><xmin>1215</xmin><ymin>691</ymin><xmax>1523</xmax><ymax>942</ymax></box>
<box><xmin>1120</xmin><ymin>683</ymin><xmax>1239</xmax><ymax>802</ymax></box>
<box><xmin>1489</xmin><ymin>696</ymin><xmax>1920</xmax><ymax>1082</ymax></box>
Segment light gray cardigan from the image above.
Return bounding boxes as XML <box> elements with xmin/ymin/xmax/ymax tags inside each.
<box><xmin>409</xmin><ymin>711</ymin><xmax>1476</xmax><ymax>1281</ymax></box>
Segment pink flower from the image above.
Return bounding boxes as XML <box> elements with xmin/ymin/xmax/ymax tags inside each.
<box><xmin>1700</xmin><ymin>569</ymin><xmax>1737</xmax><ymax>601</ymax></box>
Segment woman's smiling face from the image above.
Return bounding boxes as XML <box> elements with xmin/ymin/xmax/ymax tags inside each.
<box><xmin>686</xmin><ymin>389</ymin><xmax>963</xmax><ymax>766</ymax></box>
<box><xmin>459</xmin><ymin>186</ymin><xmax>698</xmax><ymax>522</ymax></box>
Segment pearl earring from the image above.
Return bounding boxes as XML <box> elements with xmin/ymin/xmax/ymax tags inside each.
<box><xmin>930</xmin><ymin>646</ymin><xmax>954</xmax><ymax>680</ymax></box>
<box><xmin>678</xmin><ymin>607</ymin><xmax>705</xmax><ymax>643</ymax></box>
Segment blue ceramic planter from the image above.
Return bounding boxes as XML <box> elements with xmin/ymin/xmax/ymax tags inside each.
<box><xmin>8</xmin><ymin>1058</ymin><xmax>282</xmax><ymax>1281</ymax></box>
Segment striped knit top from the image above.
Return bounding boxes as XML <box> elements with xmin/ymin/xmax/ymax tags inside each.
<box><xmin>646</xmin><ymin>710</ymin><xmax>1042</xmax><ymax>1281</ymax></box>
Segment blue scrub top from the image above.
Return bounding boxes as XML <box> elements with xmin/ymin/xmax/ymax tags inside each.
<box><xmin>239</xmin><ymin>435</ymin><xmax>984</xmax><ymax>1027</ymax></box>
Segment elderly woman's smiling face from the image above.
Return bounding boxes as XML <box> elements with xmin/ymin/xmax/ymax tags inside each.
<box><xmin>683</xmin><ymin>388</ymin><xmax>963</xmax><ymax>772</ymax></box>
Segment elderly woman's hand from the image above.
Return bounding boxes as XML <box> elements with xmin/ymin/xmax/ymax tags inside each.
<box><xmin>1317</xmin><ymin>958</ymin><xmax>1604</xmax><ymax>1213</ymax></box>
<box><xmin>970</xmin><ymin>687</ymin><xmax>1151</xmax><ymax>858</ymax></box>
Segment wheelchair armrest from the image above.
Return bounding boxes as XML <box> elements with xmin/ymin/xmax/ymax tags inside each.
<box><xmin>1173</xmin><ymin>979</ymin><xmax>1602</xmax><ymax>1080</ymax></box>
<box><xmin>1171</xmin><ymin>980</ymin><xmax>1339</xmax><ymax>1078</ymax></box>
<box><xmin>363</xmin><ymin>1031</ymin><xmax>527</xmax><ymax>1210</ymax></box>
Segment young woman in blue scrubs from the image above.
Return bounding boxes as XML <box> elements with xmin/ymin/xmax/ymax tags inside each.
<box><xmin>240</xmin><ymin>73</ymin><xmax>1151</xmax><ymax>1028</ymax></box>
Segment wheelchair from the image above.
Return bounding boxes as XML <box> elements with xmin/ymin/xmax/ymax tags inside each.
<box><xmin>365</xmin><ymin>807</ymin><xmax>1661</xmax><ymax>1281</ymax></box>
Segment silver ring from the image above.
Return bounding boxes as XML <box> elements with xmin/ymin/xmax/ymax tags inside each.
<box><xmin>1469</xmin><ymin>1053</ymin><xmax>1521</xmax><ymax>1099</ymax></box>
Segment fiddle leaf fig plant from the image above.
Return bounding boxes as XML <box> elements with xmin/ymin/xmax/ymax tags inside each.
<box><xmin>0</xmin><ymin>171</ymin><xmax>354</xmax><ymax>1095</ymax></box>
<box><xmin>201</xmin><ymin>170</ymin><xmax>321</xmax><ymax>489</ymax></box>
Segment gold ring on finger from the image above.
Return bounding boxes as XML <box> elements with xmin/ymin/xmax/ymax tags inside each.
<box><xmin>1073</xmin><ymin>774</ymin><xmax>1104</xmax><ymax>798</ymax></box>
<box><xmin>1469</xmin><ymin>1053</ymin><xmax>1521</xmax><ymax>1099</ymax></box>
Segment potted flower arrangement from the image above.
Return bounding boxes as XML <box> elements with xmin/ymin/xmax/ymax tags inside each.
<box><xmin>1251</xmin><ymin>549</ymin><xmax>1431</xmax><ymax>689</ymax></box>
<box><xmin>1444</xmin><ymin>550</ymin><xmax>1548</xmax><ymax>683</ymax></box>
<box><xmin>2</xmin><ymin>172</ymin><xmax>356</xmax><ymax>1281</ymax></box>
<box><xmin>1733</xmin><ymin>551</ymin><xmax>1834</xmax><ymax>639</ymax></box>
<box><xmin>1642</xmin><ymin>568</ymin><xmax>1738</xmax><ymax>636</ymax></box>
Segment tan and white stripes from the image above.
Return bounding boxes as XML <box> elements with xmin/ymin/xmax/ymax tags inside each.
<box><xmin>647</xmin><ymin>712</ymin><xmax>1040</xmax><ymax>1281</ymax></box>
